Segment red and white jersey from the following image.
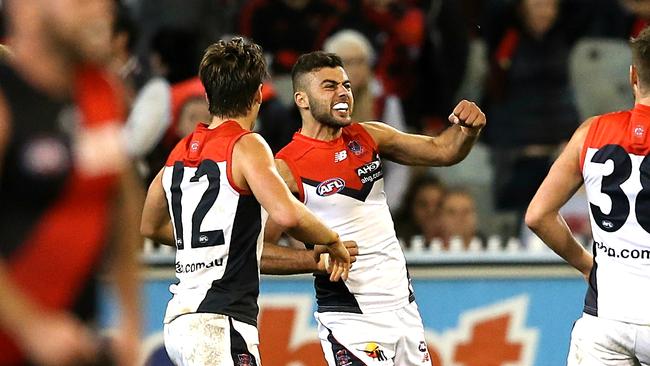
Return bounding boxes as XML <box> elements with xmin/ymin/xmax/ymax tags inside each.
<box><xmin>162</xmin><ymin>121</ymin><xmax>267</xmax><ymax>326</ymax></box>
<box><xmin>580</xmin><ymin>103</ymin><xmax>650</xmax><ymax>325</ymax></box>
<box><xmin>276</xmin><ymin>123</ymin><xmax>414</xmax><ymax>314</ymax></box>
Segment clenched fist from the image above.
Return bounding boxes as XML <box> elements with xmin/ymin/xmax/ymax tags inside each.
<box><xmin>448</xmin><ymin>100</ymin><xmax>486</xmax><ymax>137</ymax></box>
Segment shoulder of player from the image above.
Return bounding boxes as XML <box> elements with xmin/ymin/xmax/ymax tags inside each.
<box><xmin>232</xmin><ymin>132</ymin><xmax>274</xmax><ymax>167</ymax></box>
<box><xmin>276</xmin><ymin>138</ymin><xmax>313</xmax><ymax>162</ymax></box>
<box><xmin>561</xmin><ymin>116</ymin><xmax>597</xmax><ymax>148</ymax></box>
<box><xmin>577</xmin><ymin>116</ymin><xmax>598</xmax><ymax>133</ymax></box>
<box><xmin>356</xmin><ymin>121</ymin><xmax>398</xmax><ymax>142</ymax></box>
<box><xmin>234</xmin><ymin>132</ymin><xmax>270</xmax><ymax>153</ymax></box>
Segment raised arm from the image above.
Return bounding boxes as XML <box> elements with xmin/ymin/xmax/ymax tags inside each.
<box><xmin>362</xmin><ymin>100</ymin><xmax>486</xmax><ymax>166</ymax></box>
<box><xmin>525</xmin><ymin>118</ymin><xmax>596</xmax><ymax>280</ymax></box>
<box><xmin>234</xmin><ymin>133</ymin><xmax>350</xmax><ymax>281</ymax></box>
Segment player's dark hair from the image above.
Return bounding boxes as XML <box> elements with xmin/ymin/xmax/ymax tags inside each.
<box><xmin>199</xmin><ymin>37</ymin><xmax>268</xmax><ymax>118</ymax></box>
<box><xmin>291</xmin><ymin>51</ymin><xmax>344</xmax><ymax>92</ymax></box>
<box><xmin>631</xmin><ymin>27</ymin><xmax>650</xmax><ymax>90</ymax></box>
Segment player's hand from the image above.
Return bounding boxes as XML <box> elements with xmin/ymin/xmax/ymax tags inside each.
<box><xmin>314</xmin><ymin>240</ymin><xmax>352</xmax><ymax>281</ymax></box>
<box><xmin>315</xmin><ymin>241</ymin><xmax>358</xmax><ymax>274</ymax></box>
<box><xmin>448</xmin><ymin>100</ymin><xmax>486</xmax><ymax>137</ymax></box>
<box><xmin>19</xmin><ymin>311</ymin><xmax>99</xmax><ymax>366</ymax></box>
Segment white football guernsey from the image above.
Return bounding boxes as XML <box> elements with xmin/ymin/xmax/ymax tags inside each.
<box><xmin>581</xmin><ymin>104</ymin><xmax>650</xmax><ymax>325</ymax></box>
<box><xmin>162</xmin><ymin>121</ymin><xmax>267</xmax><ymax>326</ymax></box>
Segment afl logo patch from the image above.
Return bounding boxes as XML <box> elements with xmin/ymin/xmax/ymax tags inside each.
<box><xmin>316</xmin><ymin>178</ymin><xmax>345</xmax><ymax>196</ymax></box>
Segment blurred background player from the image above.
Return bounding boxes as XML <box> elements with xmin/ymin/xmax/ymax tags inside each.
<box><xmin>0</xmin><ymin>0</ymin><xmax>142</xmax><ymax>365</ymax></box>
<box><xmin>526</xmin><ymin>26</ymin><xmax>650</xmax><ymax>365</ymax></box>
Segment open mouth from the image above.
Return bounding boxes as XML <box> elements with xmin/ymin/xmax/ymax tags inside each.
<box><xmin>332</xmin><ymin>102</ymin><xmax>349</xmax><ymax>114</ymax></box>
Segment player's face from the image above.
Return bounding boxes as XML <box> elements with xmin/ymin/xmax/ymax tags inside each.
<box><xmin>41</xmin><ymin>0</ymin><xmax>114</xmax><ymax>63</ymax></box>
<box><xmin>306</xmin><ymin>66</ymin><xmax>354</xmax><ymax>128</ymax></box>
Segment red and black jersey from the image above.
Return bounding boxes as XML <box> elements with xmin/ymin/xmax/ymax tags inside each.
<box><xmin>0</xmin><ymin>62</ymin><xmax>125</xmax><ymax>364</ymax></box>
<box><xmin>277</xmin><ymin>124</ymin><xmax>414</xmax><ymax>314</ymax></box>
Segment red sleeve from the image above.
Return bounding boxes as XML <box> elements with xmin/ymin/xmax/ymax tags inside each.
<box><xmin>275</xmin><ymin>150</ymin><xmax>305</xmax><ymax>203</ymax></box>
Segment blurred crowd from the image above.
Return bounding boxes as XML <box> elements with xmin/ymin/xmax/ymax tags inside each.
<box><xmin>0</xmin><ymin>0</ymin><xmax>642</xmax><ymax>252</ymax></box>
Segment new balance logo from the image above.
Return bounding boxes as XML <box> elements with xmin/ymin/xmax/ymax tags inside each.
<box><xmin>334</xmin><ymin>150</ymin><xmax>347</xmax><ymax>163</ymax></box>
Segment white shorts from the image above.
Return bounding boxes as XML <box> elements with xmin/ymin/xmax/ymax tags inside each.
<box><xmin>164</xmin><ymin>313</ymin><xmax>261</xmax><ymax>366</ymax></box>
<box><xmin>568</xmin><ymin>313</ymin><xmax>650</xmax><ymax>366</ymax></box>
<box><xmin>315</xmin><ymin>301</ymin><xmax>433</xmax><ymax>366</ymax></box>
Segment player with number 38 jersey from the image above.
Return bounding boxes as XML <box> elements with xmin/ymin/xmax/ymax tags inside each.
<box><xmin>581</xmin><ymin>105</ymin><xmax>650</xmax><ymax>325</ymax></box>
<box><xmin>527</xmin><ymin>27</ymin><xmax>650</xmax><ymax>366</ymax></box>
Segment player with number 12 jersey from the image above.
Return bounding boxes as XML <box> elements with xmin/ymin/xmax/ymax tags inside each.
<box><xmin>161</xmin><ymin>121</ymin><xmax>265</xmax><ymax>325</ymax></box>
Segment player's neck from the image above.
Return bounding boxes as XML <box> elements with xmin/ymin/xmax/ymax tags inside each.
<box><xmin>637</xmin><ymin>95</ymin><xmax>650</xmax><ymax>107</ymax></box>
<box><xmin>10</xmin><ymin>35</ymin><xmax>76</xmax><ymax>98</ymax></box>
<box><xmin>300</xmin><ymin>116</ymin><xmax>343</xmax><ymax>141</ymax></box>
<box><xmin>208</xmin><ymin>114</ymin><xmax>256</xmax><ymax>131</ymax></box>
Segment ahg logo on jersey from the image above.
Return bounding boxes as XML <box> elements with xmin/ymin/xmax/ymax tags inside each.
<box><xmin>356</xmin><ymin>156</ymin><xmax>383</xmax><ymax>184</ymax></box>
<box><xmin>316</xmin><ymin>178</ymin><xmax>346</xmax><ymax>196</ymax></box>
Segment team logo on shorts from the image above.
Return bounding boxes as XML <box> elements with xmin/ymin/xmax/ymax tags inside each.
<box><xmin>359</xmin><ymin>343</ymin><xmax>387</xmax><ymax>361</ymax></box>
<box><xmin>335</xmin><ymin>349</ymin><xmax>352</xmax><ymax>366</ymax></box>
<box><xmin>348</xmin><ymin>140</ymin><xmax>364</xmax><ymax>155</ymax></box>
<box><xmin>417</xmin><ymin>341</ymin><xmax>430</xmax><ymax>363</ymax></box>
<box><xmin>237</xmin><ymin>354</ymin><xmax>256</xmax><ymax>366</ymax></box>
<box><xmin>316</xmin><ymin>178</ymin><xmax>346</xmax><ymax>196</ymax></box>
<box><xmin>418</xmin><ymin>341</ymin><xmax>427</xmax><ymax>352</ymax></box>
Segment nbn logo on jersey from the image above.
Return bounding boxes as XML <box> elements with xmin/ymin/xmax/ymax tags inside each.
<box><xmin>316</xmin><ymin>178</ymin><xmax>345</xmax><ymax>196</ymax></box>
